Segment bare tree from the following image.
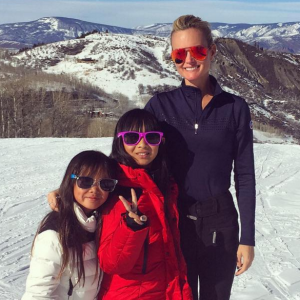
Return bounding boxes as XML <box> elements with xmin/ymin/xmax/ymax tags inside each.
<box><xmin>49</xmin><ymin>91</ymin><xmax>87</xmax><ymax>137</ymax></box>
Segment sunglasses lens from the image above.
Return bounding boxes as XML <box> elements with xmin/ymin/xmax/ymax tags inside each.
<box><xmin>123</xmin><ymin>132</ymin><xmax>140</xmax><ymax>145</ymax></box>
<box><xmin>77</xmin><ymin>177</ymin><xmax>94</xmax><ymax>189</ymax></box>
<box><xmin>175</xmin><ymin>58</ymin><xmax>184</xmax><ymax>64</ymax></box>
<box><xmin>172</xmin><ymin>46</ymin><xmax>208</xmax><ymax>63</ymax></box>
<box><xmin>191</xmin><ymin>46</ymin><xmax>207</xmax><ymax>61</ymax></box>
<box><xmin>100</xmin><ymin>179</ymin><xmax>117</xmax><ymax>192</ymax></box>
<box><xmin>172</xmin><ymin>48</ymin><xmax>186</xmax><ymax>64</ymax></box>
<box><xmin>145</xmin><ymin>132</ymin><xmax>161</xmax><ymax>145</ymax></box>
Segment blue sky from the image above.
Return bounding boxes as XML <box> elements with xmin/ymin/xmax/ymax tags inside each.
<box><xmin>0</xmin><ymin>0</ymin><xmax>299</xmax><ymax>27</ymax></box>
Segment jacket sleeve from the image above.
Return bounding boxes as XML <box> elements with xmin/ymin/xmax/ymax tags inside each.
<box><xmin>233</xmin><ymin>98</ymin><xmax>256</xmax><ymax>246</ymax></box>
<box><xmin>98</xmin><ymin>199</ymin><xmax>149</xmax><ymax>275</ymax></box>
<box><xmin>21</xmin><ymin>230</ymin><xmax>62</xmax><ymax>300</ymax></box>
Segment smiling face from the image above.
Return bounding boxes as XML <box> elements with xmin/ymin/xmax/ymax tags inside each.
<box><xmin>73</xmin><ymin>169</ymin><xmax>110</xmax><ymax>215</ymax></box>
<box><xmin>122</xmin><ymin>127</ymin><xmax>160</xmax><ymax>168</ymax></box>
<box><xmin>171</xmin><ymin>28</ymin><xmax>216</xmax><ymax>87</ymax></box>
<box><xmin>123</xmin><ymin>134</ymin><xmax>159</xmax><ymax>167</ymax></box>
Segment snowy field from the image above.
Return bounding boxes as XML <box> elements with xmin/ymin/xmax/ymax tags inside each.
<box><xmin>0</xmin><ymin>138</ymin><xmax>300</xmax><ymax>300</ymax></box>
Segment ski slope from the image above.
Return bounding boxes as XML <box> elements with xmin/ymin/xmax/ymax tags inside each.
<box><xmin>0</xmin><ymin>138</ymin><xmax>300</xmax><ymax>299</ymax></box>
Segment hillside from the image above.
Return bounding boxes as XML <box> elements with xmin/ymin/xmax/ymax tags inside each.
<box><xmin>11</xmin><ymin>32</ymin><xmax>179</xmax><ymax>101</ymax></box>
<box><xmin>212</xmin><ymin>38</ymin><xmax>300</xmax><ymax>140</ymax></box>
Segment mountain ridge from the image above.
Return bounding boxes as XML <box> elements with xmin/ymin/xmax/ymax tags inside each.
<box><xmin>136</xmin><ymin>21</ymin><xmax>300</xmax><ymax>53</ymax></box>
<box><xmin>0</xmin><ymin>17</ymin><xmax>300</xmax><ymax>54</ymax></box>
<box><xmin>0</xmin><ymin>17</ymin><xmax>135</xmax><ymax>50</ymax></box>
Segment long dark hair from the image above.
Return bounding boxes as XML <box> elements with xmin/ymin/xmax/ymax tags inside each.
<box><xmin>34</xmin><ymin>150</ymin><xmax>117</xmax><ymax>285</ymax></box>
<box><xmin>111</xmin><ymin>109</ymin><xmax>170</xmax><ymax>197</ymax></box>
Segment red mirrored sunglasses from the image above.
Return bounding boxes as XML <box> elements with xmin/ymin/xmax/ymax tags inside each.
<box><xmin>171</xmin><ymin>45</ymin><xmax>208</xmax><ymax>64</ymax></box>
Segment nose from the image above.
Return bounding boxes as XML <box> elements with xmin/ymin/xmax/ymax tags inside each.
<box><xmin>185</xmin><ymin>50</ymin><xmax>195</xmax><ymax>64</ymax></box>
<box><xmin>137</xmin><ymin>137</ymin><xmax>147</xmax><ymax>147</ymax></box>
<box><xmin>90</xmin><ymin>182</ymin><xmax>101</xmax><ymax>192</ymax></box>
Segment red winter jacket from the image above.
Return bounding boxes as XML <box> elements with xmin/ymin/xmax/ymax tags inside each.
<box><xmin>98</xmin><ymin>164</ymin><xmax>192</xmax><ymax>300</ymax></box>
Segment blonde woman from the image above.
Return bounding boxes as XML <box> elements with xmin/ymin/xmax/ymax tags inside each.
<box><xmin>145</xmin><ymin>15</ymin><xmax>255</xmax><ymax>300</ymax></box>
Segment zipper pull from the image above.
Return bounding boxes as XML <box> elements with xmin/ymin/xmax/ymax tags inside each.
<box><xmin>194</xmin><ymin>123</ymin><xmax>199</xmax><ymax>134</ymax></box>
<box><xmin>212</xmin><ymin>231</ymin><xmax>217</xmax><ymax>246</ymax></box>
<box><xmin>68</xmin><ymin>278</ymin><xmax>73</xmax><ymax>296</ymax></box>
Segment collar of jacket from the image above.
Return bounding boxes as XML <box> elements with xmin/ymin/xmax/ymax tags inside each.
<box><xmin>180</xmin><ymin>75</ymin><xmax>224</xmax><ymax>98</ymax></box>
<box><xmin>74</xmin><ymin>202</ymin><xmax>98</xmax><ymax>233</ymax></box>
<box><xmin>117</xmin><ymin>163</ymin><xmax>161</xmax><ymax>193</ymax></box>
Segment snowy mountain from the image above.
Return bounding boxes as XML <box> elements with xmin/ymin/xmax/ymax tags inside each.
<box><xmin>136</xmin><ymin>22</ymin><xmax>300</xmax><ymax>54</ymax></box>
<box><xmin>211</xmin><ymin>22</ymin><xmax>300</xmax><ymax>54</ymax></box>
<box><xmin>135</xmin><ymin>23</ymin><xmax>172</xmax><ymax>37</ymax></box>
<box><xmin>8</xmin><ymin>31</ymin><xmax>300</xmax><ymax>141</ymax></box>
<box><xmin>1</xmin><ymin>17</ymin><xmax>300</xmax><ymax>54</ymax></box>
<box><xmin>0</xmin><ymin>17</ymin><xmax>135</xmax><ymax>50</ymax></box>
<box><xmin>1</xmin><ymin>138</ymin><xmax>300</xmax><ymax>300</ymax></box>
<box><xmin>11</xmin><ymin>32</ymin><xmax>179</xmax><ymax>101</ymax></box>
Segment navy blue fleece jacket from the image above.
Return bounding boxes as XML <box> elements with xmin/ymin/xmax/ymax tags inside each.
<box><xmin>145</xmin><ymin>76</ymin><xmax>256</xmax><ymax>246</ymax></box>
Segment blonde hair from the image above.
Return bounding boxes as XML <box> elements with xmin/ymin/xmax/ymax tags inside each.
<box><xmin>171</xmin><ymin>15</ymin><xmax>214</xmax><ymax>48</ymax></box>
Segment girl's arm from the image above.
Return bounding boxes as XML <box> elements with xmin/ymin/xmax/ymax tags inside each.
<box><xmin>98</xmin><ymin>192</ymin><xmax>149</xmax><ymax>275</ymax></box>
<box><xmin>22</xmin><ymin>230</ymin><xmax>62</xmax><ymax>299</ymax></box>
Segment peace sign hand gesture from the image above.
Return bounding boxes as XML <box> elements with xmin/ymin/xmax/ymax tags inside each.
<box><xmin>119</xmin><ymin>188</ymin><xmax>147</xmax><ymax>226</ymax></box>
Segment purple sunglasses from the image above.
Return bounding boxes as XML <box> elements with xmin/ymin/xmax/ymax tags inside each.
<box><xmin>117</xmin><ymin>131</ymin><xmax>163</xmax><ymax>146</ymax></box>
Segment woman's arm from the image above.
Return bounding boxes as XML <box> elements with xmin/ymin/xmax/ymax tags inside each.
<box><xmin>22</xmin><ymin>231</ymin><xmax>62</xmax><ymax>299</ymax></box>
<box><xmin>47</xmin><ymin>189</ymin><xmax>59</xmax><ymax>211</ymax></box>
<box><xmin>233</xmin><ymin>99</ymin><xmax>256</xmax><ymax>246</ymax></box>
<box><xmin>233</xmin><ymin>99</ymin><xmax>256</xmax><ymax>275</ymax></box>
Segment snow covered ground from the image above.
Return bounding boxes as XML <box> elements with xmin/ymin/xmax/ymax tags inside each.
<box><xmin>1</xmin><ymin>138</ymin><xmax>300</xmax><ymax>299</ymax></box>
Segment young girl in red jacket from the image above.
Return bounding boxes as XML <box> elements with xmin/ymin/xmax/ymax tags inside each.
<box><xmin>98</xmin><ymin>109</ymin><xmax>192</xmax><ymax>300</ymax></box>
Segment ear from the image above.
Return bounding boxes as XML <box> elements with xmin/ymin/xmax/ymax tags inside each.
<box><xmin>209</xmin><ymin>44</ymin><xmax>217</xmax><ymax>61</ymax></box>
<box><xmin>161</xmin><ymin>137</ymin><xmax>166</xmax><ymax>144</ymax></box>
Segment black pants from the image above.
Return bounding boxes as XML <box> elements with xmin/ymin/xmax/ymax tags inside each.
<box><xmin>180</xmin><ymin>191</ymin><xmax>239</xmax><ymax>300</ymax></box>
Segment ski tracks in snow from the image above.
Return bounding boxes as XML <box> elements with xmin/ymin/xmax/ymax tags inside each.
<box><xmin>231</xmin><ymin>144</ymin><xmax>300</xmax><ymax>300</ymax></box>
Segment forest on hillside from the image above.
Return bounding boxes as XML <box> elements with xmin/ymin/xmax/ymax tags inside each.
<box><xmin>0</xmin><ymin>54</ymin><xmax>134</xmax><ymax>138</ymax></box>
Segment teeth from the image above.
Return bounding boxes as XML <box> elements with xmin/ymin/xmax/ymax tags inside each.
<box><xmin>138</xmin><ymin>153</ymin><xmax>148</xmax><ymax>156</ymax></box>
<box><xmin>185</xmin><ymin>67</ymin><xmax>198</xmax><ymax>71</ymax></box>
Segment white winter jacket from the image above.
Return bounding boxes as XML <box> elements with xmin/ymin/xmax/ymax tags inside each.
<box><xmin>22</xmin><ymin>203</ymin><xmax>102</xmax><ymax>300</ymax></box>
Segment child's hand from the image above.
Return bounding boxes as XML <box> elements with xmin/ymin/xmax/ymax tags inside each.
<box><xmin>47</xmin><ymin>189</ymin><xmax>59</xmax><ymax>212</ymax></box>
<box><xmin>119</xmin><ymin>188</ymin><xmax>147</xmax><ymax>225</ymax></box>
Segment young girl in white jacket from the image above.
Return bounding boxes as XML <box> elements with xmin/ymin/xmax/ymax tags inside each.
<box><xmin>22</xmin><ymin>150</ymin><xmax>118</xmax><ymax>300</ymax></box>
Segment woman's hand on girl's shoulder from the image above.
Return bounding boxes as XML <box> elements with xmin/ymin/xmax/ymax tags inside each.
<box><xmin>47</xmin><ymin>189</ymin><xmax>59</xmax><ymax>212</ymax></box>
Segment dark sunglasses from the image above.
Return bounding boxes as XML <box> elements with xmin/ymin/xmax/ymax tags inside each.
<box><xmin>71</xmin><ymin>174</ymin><xmax>118</xmax><ymax>192</ymax></box>
<box><xmin>117</xmin><ymin>131</ymin><xmax>163</xmax><ymax>146</ymax></box>
<box><xmin>171</xmin><ymin>45</ymin><xmax>208</xmax><ymax>64</ymax></box>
